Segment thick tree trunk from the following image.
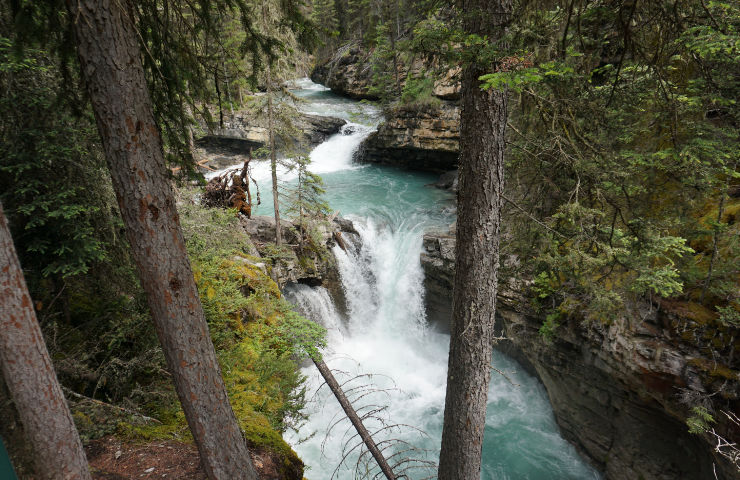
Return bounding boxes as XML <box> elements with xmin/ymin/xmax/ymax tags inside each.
<box><xmin>0</xmin><ymin>203</ymin><xmax>91</xmax><ymax>480</ymax></box>
<box><xmin>68</xmin><ymin>2</ymin><xmax>258</xmax><ymax>479</ymax></box>
<box><xmin>437</xmin><ymin>1</ymin><xmax>511</xmax><ymax>479</ymax></box>
<box><xmin>313</xmin><ymin>358</ymin><xmax>396</xmax><ymax>480</ymax></box>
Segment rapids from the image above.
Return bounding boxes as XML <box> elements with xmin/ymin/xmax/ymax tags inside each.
<box><xmin>218</xmin><ymin>79</ymin><xmax>601</xmax><ymax>479</ymax></box>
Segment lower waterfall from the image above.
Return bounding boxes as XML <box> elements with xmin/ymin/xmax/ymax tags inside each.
<box><xmin>236</xmin><ymin>78</ymin><xmax>600</xmax><ymax>479</ymax></box>
<box><xmin>284</xmin><ymin>219</ymin><xmax>600</xmax><ymax>480</ymax></box>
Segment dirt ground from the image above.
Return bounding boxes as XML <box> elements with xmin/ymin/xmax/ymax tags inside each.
<box><xmin>85</xmin><ymin>436</ymin><xmax>297</xmax><ymax>480</ymax></box>
<box><xmin>86</xmin><ymin>436</ymin><xmax>207</xmax><ymax>480</ymax></box>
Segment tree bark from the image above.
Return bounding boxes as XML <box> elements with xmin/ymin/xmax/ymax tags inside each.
<box><xmin>266</xmin><ymin>62</ymin><xmax>283</xmax><ymax>245</ymax></box>
<box><xmin>313</xmin><ymin>358</ymin><xmax>396</xmax><ymax>480</ymax></box>
<box><xmin>0</xmin><ymin>202</ymin><xmax>92</xmax><ymax>480</ymax></box>
<box><xmin>437</xmin><ymin>1</ymin><xmax>511</xmax><ymax>479</ymax></box>
<box><xmin>68</xmin><ymin>2</ymin><xmax>258</xmax><ymax>479</ymax></box>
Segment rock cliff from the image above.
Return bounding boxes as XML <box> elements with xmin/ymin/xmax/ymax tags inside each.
<box><xmin>311</xmin><ymin>46</ymin><xmax>462</xmax><ymax>172</ymax></box>
<box><xmin>358</xmin><ymin>102</ymin><xmax>460</xmax><ymax>172</ymax></box>
<box><xmin>196</xmin><ymin>110</ymin><xmax>346</xmax><ymax>169</ymax></box>
<box><xmin>421</xmin><ymin>226</ymin><xmax>739</xmax><ymax>480</ymax></box>
<box><xmin>310</xmin><ymin>46</ymin><xmax>376</xmax><ymax>100</ymax></box>
<box><xmin>240</xmin><ymin>215</ymin><xmax>359</xmax><ymax>313</ymax></box>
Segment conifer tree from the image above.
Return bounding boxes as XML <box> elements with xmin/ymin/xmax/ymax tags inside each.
<box><xmin>67</xmin><ymin>1</ymin><xmax>259</xmax><ymax>478</ymax></box>
<box><xmin>286</xmin><ymin>155</ymin><xmax>330</xmax><ymax>241</ymax></box>
<box><xmin>438</xmin><ymin>0</ymin><xmax>512</xmax><ymax>478</ymax></box>
<box><xmin>0</xmin><ymin>202</ymin><xmax>91</xmax><ymax>480</ymax></box>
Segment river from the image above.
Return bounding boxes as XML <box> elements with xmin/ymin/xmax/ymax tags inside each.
<box><xmin>216</xmin><ymin>78</ymin><xmax>601</xmax><ymax>480</ymax></box>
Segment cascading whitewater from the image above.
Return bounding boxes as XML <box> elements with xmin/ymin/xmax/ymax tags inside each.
<box><xmin>216</xmin><ymin>78</ymin><xmax>600</xmax><ymax>479</ymax></box>
<box><xmin>285</xmin><ymin>215</ymin><xmax>600</xmax><ymax>480</ymax></box>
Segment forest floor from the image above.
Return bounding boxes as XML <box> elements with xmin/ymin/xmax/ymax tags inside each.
<box><xmin>86</xmin><ymin>436</ymin><xmax>206</xmax><ymax>480</ymax></box>
<box><xmin>86</xmin><ymin>435</ymin><xmax>287</xmax><ymax>479</ymax></box>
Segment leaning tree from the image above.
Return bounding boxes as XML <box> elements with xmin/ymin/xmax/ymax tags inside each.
<box><xmin>67</xmin><ymin>1</ymin><xmax>259</xmax><ymax>478</ymax></box>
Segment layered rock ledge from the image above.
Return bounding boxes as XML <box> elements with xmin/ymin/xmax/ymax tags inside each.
<box><xmin>358</xmin><ymin>102</ymin><xmax>460</xmax><ymax>172</ymax></box>
<box><xmin>240</xmin><ymin>215</ymin><xmax>359</xmax><ymax>313</ymax></box>
<box><xmin>196</xmin><ymin>110</ymin><xmax>346</xmax><ymax>169</ymax></box>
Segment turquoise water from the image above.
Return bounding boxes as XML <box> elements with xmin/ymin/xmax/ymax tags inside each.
<box><xmin>0</xmin><ymin>437</ymin><xmax>17</xmax><ymax>480</ymax></box>
<box><xmin>222</xmin><ymin>79</ymin><xmax>601</xmax><ymax>479</ymax></box>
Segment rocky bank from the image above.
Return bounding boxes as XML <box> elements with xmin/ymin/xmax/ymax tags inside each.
<box><xmin>421</xmin><ymin>226</ymin><xmax>739</xmax><ymax>480</ymax></box>
<box><xmin>357</xmin><ymin>102</ymin><xmax>460</xmax><ymax>172</ymax></box>
<box><xmin>240</xmin><ymin>215</ymin><xmax>358</xmax><ymax>314</ymax></box>
<box><xmin>311</xmin><ymin>46</ymin><xmax>462</xmax><ymax>172</ymax></box>
<box><xmin>196</xmin><ymin>109</ymin><xmax>346</xmax><ymax>170</ymax></box>
<box><xmin>310</xmin><ymin>45</ymin><xmax>376</xmax><ymax>100</ymax></box>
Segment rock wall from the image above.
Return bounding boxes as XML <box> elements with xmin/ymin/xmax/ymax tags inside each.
<box><xmin>311</xmin><ymin>43</ymin><xmax>463</xmax><ymax>172</ymax></box>
<box><xmin>358</xmin><ymin>103</ymin><xmax>460</xmax><ymax>172</ymax></box>
<box><xmin>420</xmin><ymin>227</ymin><xmax>739</xmax><ymax>480</ymax></box>
<box><xmin>241</xmin><ymin>215</ymin><xmax>359</xmax><ymax>313</ymax></box>
<box><xmin>311</xmin><ymin>46</ymin><xmax>376</xmax><ymax>100</ymax></box>
<box><xmin>196</xmin><ymin>110</ymin><xmax>346</xmax><ymax>169</ymax></box>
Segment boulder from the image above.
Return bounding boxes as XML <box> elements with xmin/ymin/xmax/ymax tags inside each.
<box><xmin>434</xmin><ymin>169</ymin><xmax>459</xmax><ymax>191</ymax></box>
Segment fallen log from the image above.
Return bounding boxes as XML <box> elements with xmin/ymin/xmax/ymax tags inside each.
<box><xmin>312</xmin><ymin>357</ymin><xmax>396</xmax><ymax>480</ymax></box>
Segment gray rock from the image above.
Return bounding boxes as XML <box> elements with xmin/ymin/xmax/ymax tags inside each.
<box><xmin>434</xmin><ymin>169</ymin><xmax>459</xmax><ymax>191</ymax></box>
<box><xmin>419</xmin><ymin>229</ymin><xmax>738</xmax><ymax>480</ymax></box>
<box><xmin>239</xmin><ymin>215</ymin><xmax>359</xmax><ymax>317</ymax></box>
<box><xmin>311</xmin><ymin>46</ymin><xmax>377</xmax><ymax>100</ymax></box>
<box><xmin>358</xmin><ymin>102</ymin><xmax>460</xmax><ymax>173</ymax></box>
<box><xmin>197</xmin><ymin>111</ymin><xmax>346</xmax><ymax>159</ymax></box>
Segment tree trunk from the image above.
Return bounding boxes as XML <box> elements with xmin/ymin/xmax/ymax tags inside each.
<box><xmin>313</xmin><ymin>358</ymin><xmax>396</xmax><ymax>480</ymax></box>
<box><xmin>0</xmin><ymin>202</ymin><xmax>91</xmax><ymax>480</ymax></box>
<box><xmin>437</xmin><ymin>1</ymin><xmax>511</xmax><ymax>479</ymax></box>
<box><xmin>266</xmin><ymin>62</ymin><xmax>283</xmax><ymax>245</ymax></box>
<box><xmin>68</xmin><ymin>2</ymin><xmax>258</xmax><ymax>479</ymax></box>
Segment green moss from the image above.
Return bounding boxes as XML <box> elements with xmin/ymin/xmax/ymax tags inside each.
<box><xmin>708</xmin><ymin>365</ymin><xmax>739</xmax><ymax>380</ymax></box>
<box><xmin>106</xmin><ymin>188</ymin><xmax>325</xmax><ymax>476</ymax></box>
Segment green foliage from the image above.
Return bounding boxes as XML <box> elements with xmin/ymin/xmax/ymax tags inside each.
<box><xmin>181</xmin><ymin>194</ymin><xmax>327</xmax><ymax>436</ymax></box>
<box><xmin>0</xmin><ymin>38</ymin><xmax>110</xmax><ymax>278</ymax></box>
<box><xmin>493</xmin><ymin>1</ymin><xmax>740</xmax><ymax>332</ymax></box>
<box><xmin>716</xmin><ymin>305</ymin><xmax>740</xmax><ymax>328</ymax></box>
<box><xmin>367</xmin><ymin>22</ymin><xmax>399</xmax><ymax>103</ymax></box>
<box><xmin>9</xmin><ymin>0</ymin><xmax>318</xmax><ymax>176</ymax></box>
<box><xmin>312</xmin><ymin>0</ymin><xmax>340</xmax><ymax>36</ymax></box>
<box><xmin>400</xmin><ymin>73</ymin><xmax>440</xmax><ymax>108</ymax></box>
<box><xmin>687</xmin><ymin>406</ymin><xmax>715</xmax><ymax>434</ymax></box>
<box><xmin>538</xmin><ymin>312</ymin><xmax>561</xmax><ymax>342</ymax></box>
<box><xmin>285</xmin><ymin>155</ymin><xmax>331</xmax><ymax>240</ymax></box>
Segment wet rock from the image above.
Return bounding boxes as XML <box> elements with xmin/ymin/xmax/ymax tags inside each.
<box><xmin>311</xmin><ymin>46</ymin><xmax>376</xmax><ymax>100</ymax></box>
<box><xmin>420</xmin><ymin>225</ymin><xmax>456</xmax><ymax>331</ymax></box>
<box><xmin>239</xmin><ymin>215</ymin><xmax>359</xmax><ymax>314</ymax></box>
<box><xmin>434</xmin><ymin>169</ymin><xmax>459</xmax><ymax>191</ymax></box>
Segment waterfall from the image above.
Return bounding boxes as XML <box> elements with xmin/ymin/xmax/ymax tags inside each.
<box><xmin>285</xmin><ymin>214</ymin><xmax>600</xmax><ymax>480</ymax></box>
<box><xmin>208</xmin><ymin>78</ymin><xmax>600</xmax><ymax>479</ymax></box>
<box><xmin>284</xmin><ymin>218</ymin><xmax>448</xmax><ymax>480</ymax></box>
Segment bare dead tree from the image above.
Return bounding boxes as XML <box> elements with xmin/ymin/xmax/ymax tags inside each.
<box><xmin>306</xmin><ymin>357</ymin><xmax>437</xmax><ymax>480</ymax></box>
<box><xmin>313</xmin><ymin>357</ymin><xmax>398</xmax><ymax>479</ymax></box>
